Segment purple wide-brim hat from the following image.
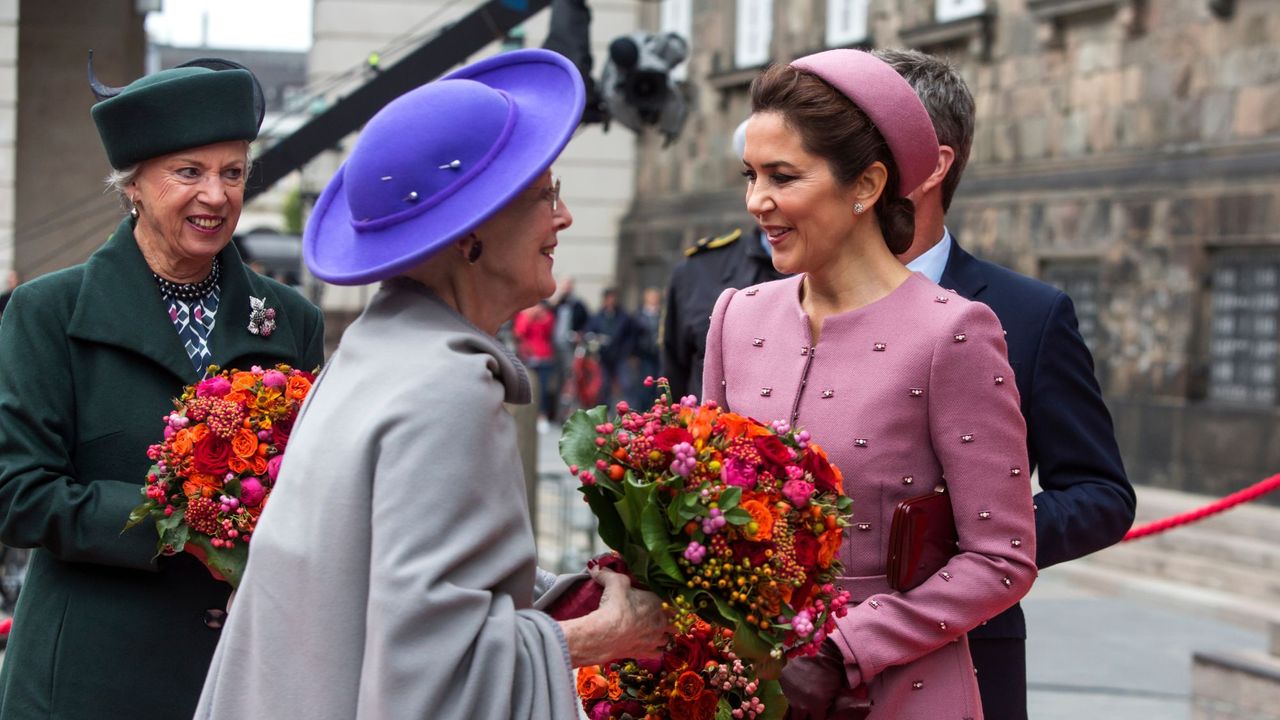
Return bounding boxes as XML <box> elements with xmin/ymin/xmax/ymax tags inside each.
<box><xmin>305</xmin><ymin>49</ymin><xmax>586</xmax><ymax>285</ymax></box>
<box><xmin>790</xmin><ymin>49</ymin><xmax>939</xmax><ymax>197</ymax></box>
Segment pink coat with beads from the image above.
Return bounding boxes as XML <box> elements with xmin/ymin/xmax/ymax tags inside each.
<box><xmin>703</xmin><ymin>273</ymin><xmax>1037</xmax><ymax>720</ymax></box>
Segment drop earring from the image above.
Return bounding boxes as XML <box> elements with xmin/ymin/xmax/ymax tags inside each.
<box><xmin>130</xmin><ymin>198</ymin><xmax>140</xmax><ymax>219</ymax></box>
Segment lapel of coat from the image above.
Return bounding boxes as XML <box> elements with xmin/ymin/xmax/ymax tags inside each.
<box><xmin>207</xmin><ymin>247</ymin><xmax>302</xmax><ymax>372</ymax></box>
<box><xmin>939</xmin><ymin>234</ymin><xmax>989</xmax><ymax>302</ymax></box>
<box><xmin>67</xmin><ymin>217</ymin><xmax>202</xmax><ymax>384</ymax></box>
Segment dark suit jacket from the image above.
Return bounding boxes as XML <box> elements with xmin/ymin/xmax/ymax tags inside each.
<box><xmin>0</xmin><ymin>216</ymin><xmax>324</xmax><ymax>719</ymax></box>
<box><xmin>941</xmin><ymin>238</ymin><xmax>1135</xmax><ymax>641</ymax></box>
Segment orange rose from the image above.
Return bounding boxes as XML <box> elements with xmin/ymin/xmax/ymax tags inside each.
<box><xmin>576</xmin><ymin>667</ymin><xmax>608</xmax><ymax>700</ymax></box>
<box><xmin>741</xmin><ymin>499</ymin><xmax>775</xmax><ymax>541</ymax></box>
<box><xmin>227</xmin><ymin>456</ymin><xmax>250</xmax><ymax>475</ymax></box>
<box><xmin>607</xmin><ymin>671</ymin><xmax>622</xmax><ymax>701</ymax></box>
<box><xmin>686</xmin><ymin>406</ymin><xmax>718</xmax><ymax>444</ymax></box>
<box><xmin>287</xmin><ymin>375</ymin><xmax>312</xmax><ymax>400</ymax></box>
<box><xmin>818</xmin><ymin>528</ymin><xmax>842</xmax><ymax>566</ymax></box>
<box><xmin>252</xmin><ymin>455</ymin><xmax>269</xmax><ymax>476</ymax></box>
<box><xmin>231</xmin><ymin>372</ymin><xmax>257</xmax><ymax>392</ymax></box>
<box><xmin>225</xmin><ymin>391</ymin><xmax>252</xmax><ymax>407</ymax></box>
<box><xmin>189</xmin><ymin>424</ymin><xmax>210</xmax><ymax>443</ymax></box>
<box><xmin>231</xmin><ymin>429</ymin><xmax>258</xmax><ymax>459</ymax></box>
<box><xmin>183</xmin><ymin>473</ymin><xmax>220</xmax><ymax>499</ymax></box>
<box><xmin>170</xmin><ymin>428</ymin><xmax>194</xmax><ymax>457</ymax></box>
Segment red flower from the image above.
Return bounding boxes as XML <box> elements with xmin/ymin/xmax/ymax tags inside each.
<box><xmin>803</xmin><ymin>447</ymin><xmax>841</xmax><ymax>493</ymax></box>
<box><xmin>675</xmin><ymin>670</ymin><xmax>705</xmax><ymax>701</ymax></box>
<box><xmin>271</xmin><ymin>416</ymin><xmax>295</xmax><ymax>449</ymax></box>
<box><xmin>654</xmin><ymin>427</ymin><xmax>694</xmax><ymax>452</ymax></box>
<box><xmin>664</xmin><ymin>632</ymin><xmax>710</xmax><ymax>673</ymax></box>
<box><xmin>192</xmin><ymin>434</ymin><xmax>233</xmax><ymax>476</ymax></box>
<box><xmin>793</xmin><ymin>529</ymin><xmax>819</xmax><ymax>568</ymax></box>
<box><xmin>753</xmin><ymin>435</ymin><xmax>793</xmax><ymax>466</ymax></box>
<box><xmin>668</xmin><ymin>689</ymin><xmax>718</xmax><ymax>720</ymax></box>
<box><xmin>730</xmin><ymin>540</ymin><xmax>771</xmax><ymax>567</ymax></box>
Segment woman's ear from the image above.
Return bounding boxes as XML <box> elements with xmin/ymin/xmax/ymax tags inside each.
<box><xmin>851</xmin><ymin>161</ymin><xmax>889</xmax><ymax>212</ymax></box>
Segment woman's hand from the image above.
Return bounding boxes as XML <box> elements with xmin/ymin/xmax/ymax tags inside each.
<box><xmin>559</xmin><ymin>566</ymin><xmax>671</xmax><ymax>667</ymax></box>
<box><xmin>779</xmin><ymin>640</ymin><xmax>849</xmax><ymax>719</ymax></box>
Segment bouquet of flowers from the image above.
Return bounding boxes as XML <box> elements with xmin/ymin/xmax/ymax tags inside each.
<box><xmin>576</xmin><ymin>617</ymin><xmax>781</xmax><ymax>720</ymax></box>
<box><xmin>559</xmin><ymin>381</ymin><xmax>854</xmax><ymax>687</ymax></box>
<box><xmin>124</xmin><ymin>364</ymin><xmax>316</xmax><ymax>587</ymax></box>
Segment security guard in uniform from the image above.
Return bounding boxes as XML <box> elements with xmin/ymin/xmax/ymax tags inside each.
<box><xmin>661</xmin><ymin>226</ymin><xmax>786</xmax><ymax>399</ymax></box>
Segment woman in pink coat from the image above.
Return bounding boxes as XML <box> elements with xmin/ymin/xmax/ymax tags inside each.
<box><xmin>702</xmin><ymin>50</ymin><xmax>1037</xmax><ymax>719</ymax></box>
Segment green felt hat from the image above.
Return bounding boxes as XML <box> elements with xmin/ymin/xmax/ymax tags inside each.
<box><xmin>89</xmin><ymin>53</ymin><xmax>265</xmax><ymax>169</ymax></box>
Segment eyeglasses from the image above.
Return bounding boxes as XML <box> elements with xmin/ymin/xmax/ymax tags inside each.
<box><xmin>546</xmin><ymin>175</ymin><xmax>561</xmax><ymax>213</ymax></box>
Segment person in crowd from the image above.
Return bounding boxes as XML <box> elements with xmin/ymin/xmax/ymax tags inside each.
<box><xmin>586</xmin><ymin>286</ymin><xmax>636</xmax><ymax>406</ymax></box>
<box><xmin>662</xmin><ymin>121</ymin><xmax>787</xmax><ymax>401</ymax></box>
<box><xmin>514</xmin><ymin>300</ymin><xmax>558</xmax><ymax>431</ymax></box>
<box><xmin>631</xmin><ymin>285</ymin><xmax>663</xmax><ymax>407</ymax></box>
<box><xmin>0</xmin><ymin>57</ymin><xmax>324</xmax><ymax>719</ymax></box>
<box><xmin>550</xmin><ymin>276</ymin><xmax>590</xmax><ymax>419</ymax></box>
<box><xmin>702</xmin><ymin>49</ymin><xmax>1037</xmax><ymax>719</ymax></box>
<box><xmin>0</xmin><ymin>270</ymin><xmax>19</xmax><ymax>321</ymax></box>
<box><xmin>876</xmin><ymin>48</ymin><xmax>1135</xmax><ymax>720</ymax></box>
<box><xmin>195</xmin><ymin>49</ymin><xmax>668</xmax><ymax>720</ymax></box>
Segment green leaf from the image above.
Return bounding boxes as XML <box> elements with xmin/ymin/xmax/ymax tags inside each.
<box><xmin>757</xmin><ymin>679</ymin><xmax>788</xmax><ymax>720</ymax></box>
<box><xmin>718</xmin><ymin>486</ymin><xmax>742</xmax><ymax>510</ymax></box>
<box><xmin>616</xmin><ymin>475</ymin><xmax>655</xmax><ymax>534</ymax></box>
<box><xmin>156</xmin><ymin>506</ymin><xmax>186</xmax><ymax>535</ymax></box>
<box><xmin>732</xmin><ymin>619</ymin><xmax>775</xmax><ymax>664</ymax></box>
<box><xmin>723</xmin><ymin>507</ymin><xmax>752</xmax><ymax>525</ymax></box>
<box><xmin>582</xmin><ymin>487</ymin><xmax>626</xmax><ymax>552</ymax></box>
<box><xmin>702</xmin><ymin>590</ymin><xmax>743</xmax><ymax>628</ymax></box>
<box><xmin>123</xmin><ymin>501</ymin><xmax>155</xmax><ymax>532</ymax></box>
<box><xmin>716</xmin><ymin>701</ymin><xmax>733</xmax><ymax>720</ymax></box>
<box><xmin>157</xmin><ymin>523</ymin><xmax>190</xmax><ymax>555</ymax></box>
<box><xmin>641</xmin><ymin>503</ymin><xmax>684</xmax><ymax>583</ymax></box>
<box><xmin>558</xmin><ymin>406</ymin><xmax>610</xmax><ymax>470</ymax></box>
<box><xmin>184</xmin><ymin>534</ymin><xmax>248</xmax><ymax>589</ymax></box>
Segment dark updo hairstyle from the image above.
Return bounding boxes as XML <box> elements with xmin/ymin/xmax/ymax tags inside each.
<box><xmin>749</xmin><ymin>64</ymin><xmax>916</xmax><ymax>254</ymax></box>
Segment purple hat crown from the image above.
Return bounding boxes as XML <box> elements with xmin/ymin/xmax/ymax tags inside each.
<box><xmin>790</xmin><ymin>49</ymin><xmax>939</xmax><ymax>197</ymax></box>
<box><xmin>345</xmin><ymin>81</ymin><xmax>520</xmax><ymax>230</ymax></box>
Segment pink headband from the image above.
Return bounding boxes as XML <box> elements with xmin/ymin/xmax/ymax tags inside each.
<box><xmin>789</xmin><ymin>49</ymin><xmax>939</xmax><ymax>197</ymax></box>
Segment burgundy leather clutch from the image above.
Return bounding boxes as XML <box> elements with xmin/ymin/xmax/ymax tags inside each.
<box><xmin>886</xmin><ymin>485</ymin><xmax>958</xmax><ymax>592</ymax></box>
<box><xmin>542</xmin><ymin>554</ymin><xmax>634</xmax><ymax>621</ymax></box>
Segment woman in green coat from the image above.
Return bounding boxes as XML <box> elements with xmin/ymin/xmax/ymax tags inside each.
<box><xmin>0</xmin><ymin>57</ymin><xmax>323</xmax><ymax>718</ymax></box>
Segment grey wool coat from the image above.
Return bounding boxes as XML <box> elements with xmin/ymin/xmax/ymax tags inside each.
<box><xmin>195</xmin><ymin>278</ymin><xmax>578</xmax><ymax>720</ymax></box>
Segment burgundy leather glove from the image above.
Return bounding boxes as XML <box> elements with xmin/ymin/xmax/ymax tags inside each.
<box><xmin>780</xmin><ymin>639</ymin><xmax>848</xmax><ymax>720</ymax></box>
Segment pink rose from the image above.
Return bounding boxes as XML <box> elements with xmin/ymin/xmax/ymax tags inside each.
<box><xmin>267</xmin><ymin>455</ymin><xmax>284</xmax><ymax>482</ymax></box>
<box><xmin>783</xmin><ymin>478</ymin><xmax>815</xmax><ymax>508</ymax></box>
<box><xmin>721</xmin><ymin>456</ymin><xmax>757</xmax><ymax>489</ymax></box>
<box><xmin>195</xmin><ymin>376</ymin><xmax>232</xmax><ymax>398</ymax></box>
<box><xmin>262</xmin><ymin>370</ymin><xmax>287</xmax><ymax>388</ymax></box>
<box><xmin>239</xmin><ymin>477</ymin><xmax>266</xmax><ymax>507</ymax></box>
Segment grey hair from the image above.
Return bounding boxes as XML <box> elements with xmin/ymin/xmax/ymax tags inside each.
<box><xmin>872</xmin><ymin>49</ymin><xmax>975</xmax><ymax>212</ymax></box>
<box><xmin>103</xmin><ymin>140</ymin><xmax>256</xmax><ymax>211</ymax></box>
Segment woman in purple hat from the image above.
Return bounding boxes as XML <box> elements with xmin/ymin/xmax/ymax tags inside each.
<box><xmin>702</xmin><ymin>50</ymin><xmax>1038</xmax><ymax>719</ymax></box>
<box><xmin>194</xmin><ymin>49</ymin><xmax>668</xmax><ymax>720</ymax></box>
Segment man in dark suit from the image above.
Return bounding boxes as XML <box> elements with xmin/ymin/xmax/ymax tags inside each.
<box><xmin>877</xmin><ymin>49</ymin><xmax>1136</xmax><ymax>720</ymax></box>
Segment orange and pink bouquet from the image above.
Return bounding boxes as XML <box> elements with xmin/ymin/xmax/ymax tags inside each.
<box><xmin>560</xmin><ymin>380</ymin><xmax>854</xmax><ymax>703</ymax></box>
<box><xmin>125</xmin><ymin>364</ymin><xmax>316</xmax><ymax>587</ymax></box>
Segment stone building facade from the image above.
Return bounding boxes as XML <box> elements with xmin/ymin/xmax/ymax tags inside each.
<box><xmin>620</xmin><ymin>0</ymin><xmax>1280</xmax><ymax>502</ymax></box>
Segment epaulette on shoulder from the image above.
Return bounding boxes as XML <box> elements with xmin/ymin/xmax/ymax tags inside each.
<box><xmin>684</xmin><ymin>228</ymin><xmax>742</xmax><ymax>257</ymax></box>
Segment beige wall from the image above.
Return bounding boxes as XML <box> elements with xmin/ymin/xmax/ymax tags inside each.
<box><xmin>12</xmin><ymin>0</ymin><xmax>146</xmax><ymax>279</ymax></box>
<box><xmin>305</xmin><ymin>0</ymin><xmax>639</xmax><ymax>318</ymax></box>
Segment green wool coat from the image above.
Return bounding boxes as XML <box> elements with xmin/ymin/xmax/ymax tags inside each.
<box><xmin>0</xmin><ymin>217</ymin><xmax>324</xmax><ymax>719</ymax></box>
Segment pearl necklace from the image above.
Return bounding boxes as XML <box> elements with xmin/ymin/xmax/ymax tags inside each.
<box><xmin>153</xmin><ymin>258</ymin><xmax>221</xmax><ymax>301</ymax></box>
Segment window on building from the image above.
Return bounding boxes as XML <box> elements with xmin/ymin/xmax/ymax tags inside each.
<box><xmin>661</xmin><ymin>0</ymin><xmax>693</xmax><ymax>81</ymax></box>
<box><xmin>1207</xmin><ymin>251</ymin><xmax>1280</xmax><ymax>405</ymax></box>
<box><xmin>735</xmin><ymin>0</ymin><xmax>773</xmax><ymax>68</ymax></box>
<box><xmin>826</xmin><ymin>0</ymin><xmax>869</xmax><ymax>47</ymax></box>
<box><xmin>935</xmin><ymin>0</ymin><xmax>986</xmax><ymax>23</ymax></box>
<box><xmin>1040</xmin><ymin>260</ymin><xmax>1102</xmax><ymax>355</ymax></box>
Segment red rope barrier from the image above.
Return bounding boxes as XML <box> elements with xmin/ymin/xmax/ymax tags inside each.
<box><xmin>1123</xmin><ymin>473</ymin><xmax>1280</xmax><ymax>541</ymax></box>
